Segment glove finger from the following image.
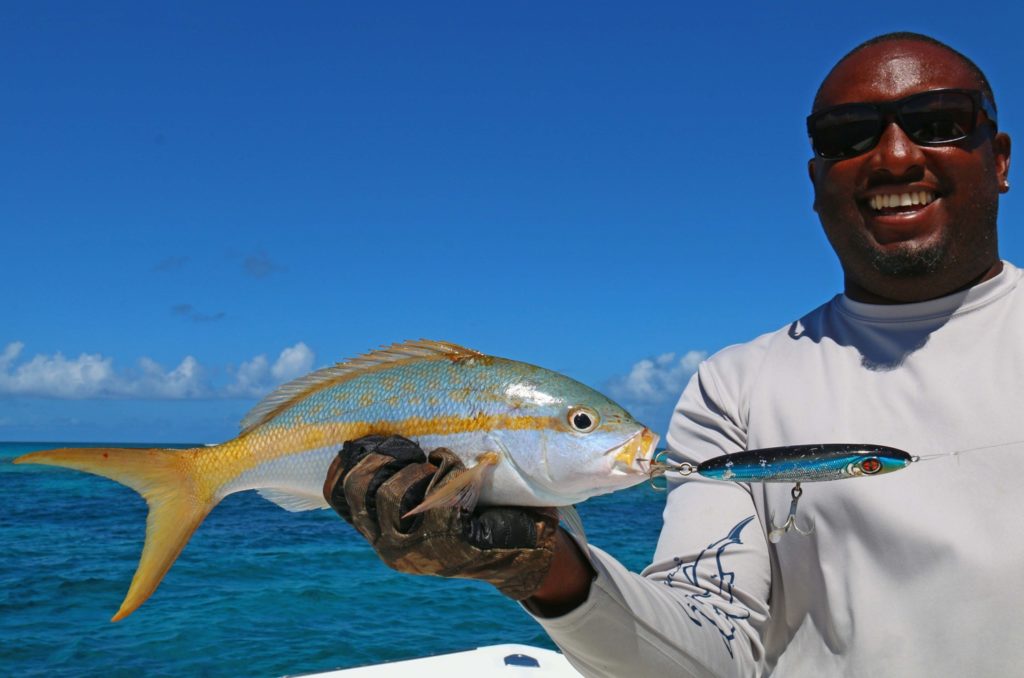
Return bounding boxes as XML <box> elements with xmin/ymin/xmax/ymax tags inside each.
<box><xmin>323</xmin><ymin>454</ymin><xmax>352</xmax><ymax>522</ymax></box>
<box><xmin>466</xmin><ymin>507</ymin><xmax>560</xmax><ymax>550</ymax></box>
<box><xmin>336</xmin><ymin>435</ymin><xmax>386</xmax><ymax>482</ymax></box>
<box><xmin>373</xmin><ymin>435</ymin><xmax>429</xmax><ymax>461</ymax></box>
<box><xmin>340</xmin><ymin>435</ymin><xmax>425</xmax><ymax>478</ymax></box>
<box><xmin>326</xmin><ymin>435</ymin><xmax>427</xmax><ymax>523</ymax></box>
<box><xmin>425</xmin><ymin>447</ymin><xmax>465</xmax><ymax>472</ymax></box>
<box><xmin>375</xmin><ymin>462</ymin><xmax>441</xmax><ymax>535</ymax></box>
<box><xmin>342</xmin><ymin>453</ymin><xmax>414</xmax><ymax>540</ymax></box>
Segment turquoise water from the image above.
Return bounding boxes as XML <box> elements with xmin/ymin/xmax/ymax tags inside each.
<box><xmin>2</xmin><ymin>441</ymin><xmax>666</xmax><ymax>677</ymax></box>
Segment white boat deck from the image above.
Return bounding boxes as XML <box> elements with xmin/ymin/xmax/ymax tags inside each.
<box><xmin>292</xmin><ymin>644</ymin><xmax>582</xmax><ymax>677</ymax></box>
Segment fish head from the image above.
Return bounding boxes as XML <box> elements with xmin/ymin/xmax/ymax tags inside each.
<box><xmin>537</xmin><ymin>408</ymin><xmax>659</xmax><ymax>500</ymax></box>
<box><xmin>494</xmin><ymin>361</ymin><xmax>660</xmax><ymax>503</ymax></box>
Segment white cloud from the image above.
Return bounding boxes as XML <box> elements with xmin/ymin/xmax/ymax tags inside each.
<box><xmin>226</xmin><ymin>355</ymin><xmax>271</xmax><ymax>398</ymax></box>
<box><xmin>608</xmin><ymin>350</ymin><xmax>706</xmax><ymax>404</ymax></box>
<box><xmin>0</xmin><ymin>343</ymin><xmax>117</xmax><ymax>398</ymax></box>
<box><xmin>271</xmin><ymin>342</ymin><xmax>314</xmax><ymax>382</ymax></box>
<box><xmin>0</xmin><ymin>341</ymin><xmax>24</xmax><ymax>369</ymax></box>
<box><xmin>130</xmin><ymin>356</ymin><xmax>207</xmax><ymax>398</ymax></box>
<box><xmin>0</xmin><ymin>341</ymin><xmax>314</xmax><ymax>401</ymax></box>
<box><xmin>226</xmin><ymin>342</ymin><xmax>316</xmax><ymax>398</ymax></box>
<box><xmin>607</xmin><ymin>350</ymin><xmax>707</xmax><ymax>429</ymax></box>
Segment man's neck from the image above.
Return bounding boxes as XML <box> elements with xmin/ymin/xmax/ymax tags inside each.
<box><xmin>843</xmin><ymin>260</ymin><xmax>1004</xmax><ymax>305</ymax></box>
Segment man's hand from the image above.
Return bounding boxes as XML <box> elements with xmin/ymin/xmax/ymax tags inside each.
<box><xmin>323</xmin><ymin>435</ymin><xmax>560</xmax><ymax>600</ymax></box>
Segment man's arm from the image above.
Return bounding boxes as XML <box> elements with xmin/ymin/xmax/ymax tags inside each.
<box><xmin>525</xmin><ymin>481</ymin><xmax>769</xmax><ymax>678</ymax></box>
<box><xmin>523</xmin><ymin>359</ymin><xmax>772</xmax><ymax>678</ymax></box>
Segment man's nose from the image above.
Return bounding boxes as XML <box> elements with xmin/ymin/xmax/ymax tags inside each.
<box><xmin>866</xmin><ymin>121</ymin><xmax>926</xmax><ymax>179</ymax></box>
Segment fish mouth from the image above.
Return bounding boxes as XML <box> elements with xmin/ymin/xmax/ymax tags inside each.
<box><xmin>609</xmin><ymin>428</ymin><xmax>660</xmax><ymax>473</ymax></box>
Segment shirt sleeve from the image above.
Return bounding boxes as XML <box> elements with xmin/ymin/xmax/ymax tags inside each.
<box><xmin>530</xmin><ymin>359</ymin><xmax>773</xmax><ymax>678</ymax></box>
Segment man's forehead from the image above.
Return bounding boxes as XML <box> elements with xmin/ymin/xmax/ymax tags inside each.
<box><xmin>815</xmin><ymin>40</ymin><xmax>981</xmax><ymax>109</ymax></box>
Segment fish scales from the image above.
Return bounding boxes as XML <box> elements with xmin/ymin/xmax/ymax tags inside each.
<box><xmin>267</xmin><ymin>355</ymin><xmax>537</xmax><ymax>431</ymax></box>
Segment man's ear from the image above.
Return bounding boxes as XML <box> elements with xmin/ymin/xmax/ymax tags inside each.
<box><xmin>994</xmin><ymin>132</ymin><xmax>1011</xmax><ymax>193</ymax></box>
<box><xmin>808</xmin><ymin>157</ymin><xmax>819</xmax><ymax>211</ymax></box>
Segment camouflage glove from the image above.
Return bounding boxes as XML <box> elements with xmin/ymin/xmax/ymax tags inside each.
<box><xmin>323</xmin><ymin>435</ymin><xmax>559</xmax><ymax>600</ymax></box>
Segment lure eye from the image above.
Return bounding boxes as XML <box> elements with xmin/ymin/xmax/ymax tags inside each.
<box><xmin>860</xmin><ymin>457</ymin><xmax>882</xmax><ymax>475</ymax></box>
<box><xmin>568</xmin><ymin>406</ymin><xmax>600</xmax><ymax>433</ymax></box>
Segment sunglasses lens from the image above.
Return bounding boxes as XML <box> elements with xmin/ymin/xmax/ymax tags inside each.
<box><xmin>810</xmin><ymin>105</ymin><xmax>883</xmax><ymax>159</ymax></box>
<box><xmin>900</xmin><ymin>91</ymin><xmax>977</xmax><ymax>143</ymax></box>
<box><xmin>809</xmin><ymin>90</ymin><xmax>987</xmax><ymax>159</ymax></box>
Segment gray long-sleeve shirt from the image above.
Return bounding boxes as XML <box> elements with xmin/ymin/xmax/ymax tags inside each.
<box><xmin>534</xmin><ymin>262</ymin><xmax>1024</xmax><ymax>677</ymax></box>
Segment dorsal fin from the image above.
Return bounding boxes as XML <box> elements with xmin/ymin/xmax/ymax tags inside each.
<box><xmin>239</xmin><ymin>339</ymin><xmax>484</xmax><ymax>434</ymax></box>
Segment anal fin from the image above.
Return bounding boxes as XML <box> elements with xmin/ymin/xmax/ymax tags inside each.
<box><xmin>257</xmin><ymin>488</ymin><xmax>329</xmax><ymax>512</ymax></box>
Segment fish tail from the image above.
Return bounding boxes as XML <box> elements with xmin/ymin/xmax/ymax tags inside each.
<box><xmin>14</xmin><ymin>446</ymin><xmax>217</xmax><ymax>622</ymax></box>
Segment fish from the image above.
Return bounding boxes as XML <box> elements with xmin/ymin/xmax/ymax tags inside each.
<box><xmin>650</xmin><ymin>443</ymin><xmax>913</xmax><ymax>483</ymax></box>
<box><xmin>13</xmin><ymin>340</ymin><xmax>659</xmax><ymax>621</ymax></box>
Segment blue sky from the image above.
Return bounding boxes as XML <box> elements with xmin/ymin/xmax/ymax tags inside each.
<box><xmin>4</xmin><ymin>2</ymin><xmax>1023</xmax><ymax>443</ymax></box>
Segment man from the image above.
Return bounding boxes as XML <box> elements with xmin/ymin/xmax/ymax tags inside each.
<box><xmin>325</xmin><ymin>33</ymin><xmax>1017</xmax><ymax>676</ymax></box>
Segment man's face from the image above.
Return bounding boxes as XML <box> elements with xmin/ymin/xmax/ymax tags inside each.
<box><xmin>808</xmin><ymin>40</ymin><xmax>1011</xmax><ymax>303</ymax></box>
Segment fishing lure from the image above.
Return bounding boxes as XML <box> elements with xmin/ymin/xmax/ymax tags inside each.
<box><xmin>645</xmin><ymin>444</ymin><xmax>916</xmax><ymax>542</ymax></box>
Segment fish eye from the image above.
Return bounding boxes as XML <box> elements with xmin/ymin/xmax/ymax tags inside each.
<box><xmin>860</xmin><ymin>457</ymin><xmax>882</xmax><ymax>475</ymax></box>
<box><xmin>568</xmin><ymin>406</ymin><xmax>600</xmax><ymax>433</ymax></box>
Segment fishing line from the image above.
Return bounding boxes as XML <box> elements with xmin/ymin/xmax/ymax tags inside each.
<box><xmin>914</xmin><ymin>438</ymin><xmax>1024</xmax><ymax>462</ymax></box>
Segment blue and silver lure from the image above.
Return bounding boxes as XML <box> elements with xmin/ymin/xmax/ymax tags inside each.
<box><xmin>647</xmin><ymin>443</ymin><xmax>916</xmax><ymax>542</ymax></box>
<box><xmin>670</xmin><ymin>443</ymin><xmax>914</xmax><ymax>482</ymax></box>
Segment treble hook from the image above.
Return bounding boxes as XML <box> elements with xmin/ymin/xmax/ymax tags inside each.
<box><xmin>768</xmin><ymin>483</ymin><xmax>814</xmax><ymax>543</ymax></box>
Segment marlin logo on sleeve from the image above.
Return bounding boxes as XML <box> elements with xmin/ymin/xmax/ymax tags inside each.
<box><xmin>664</xmin><ymin>516</ymin><xmax>756</xmax><ymax>658</ymax></box>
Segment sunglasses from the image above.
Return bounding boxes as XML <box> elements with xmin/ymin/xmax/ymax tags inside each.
<box><xmin>807</xmin><ymin>88</ymin><xmax>998</xmax><ymax>160</ymax></box>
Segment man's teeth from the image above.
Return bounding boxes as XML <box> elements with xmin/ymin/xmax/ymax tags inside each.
<box><xmin>868</xmin><ymin>191</ymin><xmax>936</xmax><ymax>211</ymax></box>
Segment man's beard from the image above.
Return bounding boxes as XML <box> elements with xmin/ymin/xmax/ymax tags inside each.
<box><xmin>854</xmin><ymin>201</ymin><xmax>1000</xmax><ymax>279</ymax></box>
<box><xmin>866</xmin><ymin>237</ymin><xmax>948</xmax><ymax>277</ymax></box>
<box><xmin>840</xmin><ymin>222</ymin><xmax>953</xmax><ymax>278</ymax></box>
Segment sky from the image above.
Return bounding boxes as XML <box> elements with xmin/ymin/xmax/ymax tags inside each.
<box><xmin>3</xmin><ymin>1</ymin><xmax>1023</xmax><ymax>443</ymax></box>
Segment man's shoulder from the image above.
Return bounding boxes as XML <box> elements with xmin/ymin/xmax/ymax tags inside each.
<box><xmin>704</xmin><ymin>297</ymin><xmax>839</xmax><ymax>373</ymax></box>
<box><xmin>705</xmin><ymin>328</ymin><xmax>778</xmax><ymax>371</ymax></box>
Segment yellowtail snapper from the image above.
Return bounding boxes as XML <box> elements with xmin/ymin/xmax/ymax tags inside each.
<box><xmin>13</xmin><ymin>340</ymin><xmax>659</xmax><ymax>621</ymax></box>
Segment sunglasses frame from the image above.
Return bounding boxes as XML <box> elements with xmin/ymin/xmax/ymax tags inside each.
<box><xmin>806</xmin><ymin>88</ymin><xmax>998</xmax><ymax>160</ymax></box>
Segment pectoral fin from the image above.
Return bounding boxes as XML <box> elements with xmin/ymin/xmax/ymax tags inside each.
<box><xmin>403</xmin><ymin>452</ymin><xmax>500</xmax><ymax>518</ymax></box>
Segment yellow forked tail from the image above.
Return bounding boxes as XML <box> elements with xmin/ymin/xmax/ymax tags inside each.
<box><xmin>13</xmin><ymin>446</ymin><xmax>217</xmax><ymax>622</ymax></box>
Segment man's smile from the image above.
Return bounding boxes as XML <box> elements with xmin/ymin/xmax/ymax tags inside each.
<box><xmin>854</xmin><ymin>185</ymin><xmax>946</xmax><ymax>245</ymax></box>
<box><xmin>865</xmin><ymin>189</ymin><xmax>937</xmax><ymax>212</ymax></box>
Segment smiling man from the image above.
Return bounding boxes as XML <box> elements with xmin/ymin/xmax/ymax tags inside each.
<box><xmin>325</xmin><ymin>33</ymin><xmax>1019</xmax><ymax>677</ymax></box>
<box><xmin>519</xmin><ymin>32</ymin><xmax>1018</xmax><ymax>676</ymax></box>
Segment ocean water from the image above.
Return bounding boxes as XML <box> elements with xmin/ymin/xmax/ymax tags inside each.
<box><xmin>2</xmin><ymin>442</ymin><xmax>667</xmax><ymax>677</ymax></box>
